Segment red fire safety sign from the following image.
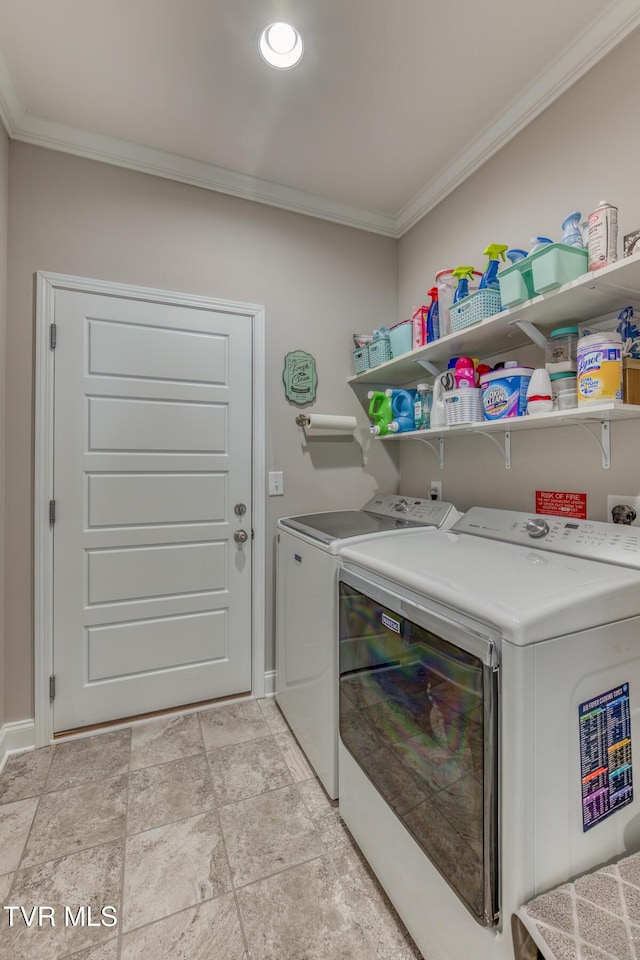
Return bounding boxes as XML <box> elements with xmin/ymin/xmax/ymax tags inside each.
<box><xmin>535</xmin><ymin>490</ymin><xmax>587</xmax><ymax>519</ymax></box>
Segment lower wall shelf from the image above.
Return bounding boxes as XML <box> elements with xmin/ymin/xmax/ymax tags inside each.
<box><xmin>377</xmin><ymin>403</ymin><xmax>640</xmax><ymax>470</ymax></box>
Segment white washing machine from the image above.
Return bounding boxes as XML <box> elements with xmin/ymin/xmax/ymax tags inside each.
<box><xmin>275</xmin><ymin>494</ymin><xmax>461</xmax><ymax>799</ymax></box>
<box><xmin>337</xmin><ymin>507</ymin><xmax>640</xmax><ymax>960</ymax></box>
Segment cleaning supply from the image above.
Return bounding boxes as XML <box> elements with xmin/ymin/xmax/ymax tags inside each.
<box><xmin>561</xmin><ymin>212</ymin><xmax>584</xmax><ymax>248</ymax></box>
<box><xmin>479</xmin><ymin>244</ymin><xmax>509</xmax><ymax>291</ymax></box>
<box><xmin>526</xmin><ymin>368</ymin><xmax>553</xmax><ymax>415</ymax></box>
<box><xmin>506</xmin><ymin>248</ymin><xmax>528</xmax><ymax>265</ymax></box>
<box><xmin>587</xmin><ymin>201</ymin><xmax>618</xmax><ymax>272</ymax></box>
<box><xmin>368</xmin><ymin>390</ymin><xmax>394</xmax><ymax>435</ymax></box>
<box><xmin>453</xmin><ymin>357</ymin><xmax>475</xmax><ymax>388</ymax></box>
<box><xmin>435</xmin><ymin>269</ymin><xmax>456</xmax><ymax>338</ymax></box>
<box><xmin>452</xmin><ymin>266</ymin><xmax>476</xmax><ymax>303</ymax></box>
<box><xmin>529</xmin><ymin>237</ymin><xmax>553</xmax><ymax>254</ymax></box>
<box><xmin>577</xmin><ymin>332</ymin><xmax>623</xmax><ymax>404</ymax></box>
<box><xmin>480</xmin><ymin>362</ymin><xmax>534</xmax><ymax>420</ymax></box>
<box><xmin>475</xmin><ymin>363</ymin><xmax>492</xmax><ymax>386</ymax></box>
<box><xmin>426</xmin><ymin>287</ymin><xmax>439</xmax><ymax>342</ymax></box>
<box><xmin>414</xmin><ymin>384</ymin><xmax>432</xmax><ymax>430</ymax></box>
<box><xmin>545</xmin><ymin>326</ymin><xmax>579</xmax><ymax>374</ymax></box>
<box><xmin>387</xmin><ymin>388</ymin><xmax>417</xmax><ymax>432</ymax></box>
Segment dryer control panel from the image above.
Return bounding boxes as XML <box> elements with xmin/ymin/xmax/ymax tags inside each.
<box><xmin>453</xmin><ymin>507</ymin><xmax>640</xmax><ymax>569</ymax></box>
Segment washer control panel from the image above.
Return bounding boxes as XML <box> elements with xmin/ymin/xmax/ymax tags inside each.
<box><xmin>454</xmin><ymin>507</ymin><xmax>640</xmax><ymax>568</ymax></box>
<box><xmin>362</xmin><ymin>495</ymin><xmax>455</xmax><ymax>527</ymax></box>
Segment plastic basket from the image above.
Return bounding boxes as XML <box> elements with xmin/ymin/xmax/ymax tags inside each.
<box><xmin>368</xmin><ymin>337</ymin><xmax>392</xmax><ymax>368</ymax></box>
<box><xmin>389</xmin><ymin>320</ymin><xmax>413</xmax><ymax>358</ymax></box>
<box><xmin>443</xmin><ymin>388</ymin><xmax>484</xmax><ymax>425</ymax></box>
<box><xmin>529</xmin><ymin>243</ymin><xmax>588</xmax><ymax>294</ymax></box>
<box><xmin>352</xmin><ymin>345</ymin><xmax>370</xmax><ymax>374</ymax></box>
<box><xmin>450</xmin><ymin>288</ymin><xmax>502</xmax><ymax>332</ymax></box>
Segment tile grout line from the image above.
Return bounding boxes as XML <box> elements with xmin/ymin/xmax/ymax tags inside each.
<box><xmin>198</xmin><ymin>710</ymin><xmax>253</xmax><ymax>959</ymax></box>
<box><xmin>117</xmin><ymin>725</ymin><xmax>133</xmax><ymax>960</ymax></box>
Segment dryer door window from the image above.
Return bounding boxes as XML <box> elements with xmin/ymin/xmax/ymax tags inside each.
<box><xmin>339</xmin><ymin>578</ymin><xmax>499</xmax><ymax>926</ymax></box>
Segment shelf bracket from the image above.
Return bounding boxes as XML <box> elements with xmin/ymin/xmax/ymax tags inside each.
<box><xmin>413</xmin><ymin>435</ymin><xmax>445</xmax><ymax>469</ymax></box>
<box><xmin>414</xmin><ymin>358</ymin><xmax>441</xmax><ymax>377</ymax></box>
<box><xmin>559</xmin><ymin>418</ymin><xmax>611</xmax><ymax>469</ymax></box>
<box><xmin>475</xmin><ymin>428</ymin><xmax>511</xmax><ymax>469</ymax></box>
<box><xmin>510</xmin><ymin>319</ymin><xmax>548</xmax><ymax>350</ymax></box>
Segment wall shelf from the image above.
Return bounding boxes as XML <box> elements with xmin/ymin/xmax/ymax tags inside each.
<box><xmin>348</xmin><ymin>254</ymin><xmax>640</xmax><ymax>387</ymax></box>
<box><xmin>377</xmin><ymin>404</ymin><xmax>640</xmax><ymax>469</ymax></box>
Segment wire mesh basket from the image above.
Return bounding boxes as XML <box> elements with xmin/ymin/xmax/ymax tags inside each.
<box><xmin>368</xmin><ymin>337</ymin><xmax>392</xmax><ymax>368</ymax></box>
<box><xmin>352</xmin><ymin>345</ymin><xmax>370</xmax><ymax>374</ymax></box>
<box><xmin>450</xmin><ymin>288</ymin><xmax>502</xmax><ymax>332</ymax></box>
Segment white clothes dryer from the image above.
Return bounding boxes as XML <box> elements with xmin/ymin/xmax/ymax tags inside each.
<box><xmin>275</xmin><ymin>494</ymin><xmax>460</xmax><ymax>799</ymax></box>
<box><xmin>337</xmin><ymin>507</ymin><xmax>640</xmax><ymax>960</ymax></box>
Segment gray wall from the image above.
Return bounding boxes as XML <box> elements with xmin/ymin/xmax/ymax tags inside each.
<box><xmin>0</xmin><ymin>126</ymin><xmax>7</xmax><ymax>730</ymax></box>
<box><xmin>397</xmin><ymin>28</ymin><xmax>640</xmax><ymax>515</ymax></box>
<box><xmin>5</xmin><ymin>143</ymin><xmax>398</xmax><ymax>722</ymax></box>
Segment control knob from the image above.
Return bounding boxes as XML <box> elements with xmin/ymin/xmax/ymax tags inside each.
<box><xmin>525</xmin><ymin>518</ymin><xmax>549</xmax><ymax>539</ymax></box>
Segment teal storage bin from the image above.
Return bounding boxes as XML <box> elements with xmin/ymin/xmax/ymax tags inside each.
<box><xmin>498</xmin><ymin>243</ymin><xmax>589</xmax><ymax>307</ymax></box>
<box><xmin>389</xmin><ymin>320</ymin><xmax>413</xmax><ymax>357</ymax></box>
<box><xmin>529</xmin><ymin>242</ymin><xmax>588</xmax><ymax>294</ymax></box>
<box><xmin>498</xmin><ymin>260</ymin><xmax>536</xmax><ymax>308</ymax></box>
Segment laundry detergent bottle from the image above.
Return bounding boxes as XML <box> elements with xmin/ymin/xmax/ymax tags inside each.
<box><xmin>368</xmin><ymin>390</ymin><xmax>394</xmax><ymax>435</ymax></box>
<box><xmin>387</xmin><ymin>388</ymin><xmax>417</xmax><ymax>433</ymax></box>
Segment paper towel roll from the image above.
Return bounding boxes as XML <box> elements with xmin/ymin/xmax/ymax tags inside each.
<box><xmin>297</xmin><ymin>414</ymin><xmax>358</xmax><ymax>435</ymax></box>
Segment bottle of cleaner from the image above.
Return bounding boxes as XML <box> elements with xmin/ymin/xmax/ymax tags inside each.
<box><xmin>479</xmin><ymin>244</ymin><xmax>509</xmax><ymax>290</ymax></box>
<box><xmin>452</xmin><ymin>265</ymin><xmax>476</xmax><ymax>303</ymax></box>
<box><xmin>414</xmin><ymin>384</ymin><xmax>432</xmax><ymax>429</ymax></box>
<box><xmin>426</xmin><ymin>287</ymin><xmax>439</xmax><ymax>342</ymax></box>
<box><xmin>453</xmin><ymin>357</ymin><xmax>475</xmax><ymax>388</ymax></box>
<box><xmin>387</xmin><ymin>388</ymin><xmax>417</xmax><ymax>432</ymax></box>
<box><xmin>368</xmin><ymin>390</ymin><xmax>394</xmax><ymax>435</ymax></box>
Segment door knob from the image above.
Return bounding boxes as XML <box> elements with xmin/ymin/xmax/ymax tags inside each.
<box><xmin>234</xmin><ymin>530</ymin><xmax>248</xmax><ymax>544</ymax></box>
<box><xmin>234</xmin><ymin>503</ymin><xmax>247</xmax><ymax>516</ymax></box>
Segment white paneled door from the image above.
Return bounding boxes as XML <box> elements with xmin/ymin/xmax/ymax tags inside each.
<box><xmin>51</xmin><ymin>289</ymin><xmax>254</xmax><ymax>732</ymax></box>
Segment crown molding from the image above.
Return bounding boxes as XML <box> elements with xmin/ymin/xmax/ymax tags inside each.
<box><xmin>12</xmin><ymin>113</ymin><xmax>399</xmax><ymax>237</ymax></box>
<box><xmin>0</xmin><ymin>0</ymin><xmax>638</xmax><ymax>239</ymax></box>
<box><xmin>0</xmin><ymin>46</ymin><xmax>24</xmax><ymax>136</ymax></box>
<box><xmin>396</xmin><ymin>1</ymin><xmax>640</xmax><ymax>235</ymax></box>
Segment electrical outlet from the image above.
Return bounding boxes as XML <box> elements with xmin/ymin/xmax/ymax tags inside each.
<box><xmin>429</xmin><ymin>480</ymin><xmax>442</xmax><ymax>501</ymax></box>
<box><xmin>607</xmin><ymin>495</ymin><xmax>640</xmax><ymax>525</ymax></box>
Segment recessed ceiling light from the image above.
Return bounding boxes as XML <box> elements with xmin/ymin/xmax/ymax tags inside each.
<box><xmin>259</xmin><ymin>21</ymin><xmax>304</xmax><ymax>69</ymax></box>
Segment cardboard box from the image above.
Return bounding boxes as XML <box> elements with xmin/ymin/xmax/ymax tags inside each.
<box><xmin>623</xmin><ymin>358</ymin><xmax>640</xmax><ymax>404</ymax></box>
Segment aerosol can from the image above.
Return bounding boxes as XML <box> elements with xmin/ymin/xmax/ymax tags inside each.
<box><xmin>588</xmin><ymin>201</ymin><xmax>618</xmax><ymax>272</ymax></box>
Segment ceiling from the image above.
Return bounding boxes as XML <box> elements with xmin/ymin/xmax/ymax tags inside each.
<box><xmin>0</xmin><ymin>0</ymin><xmax>638</xmax><ymax>237</ymax></box>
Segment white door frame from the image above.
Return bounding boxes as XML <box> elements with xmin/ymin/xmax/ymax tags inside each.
<box><xmin>34</xmin><ymin>272</ymin><xmax>266</xmax><ymax>747</ymax></box>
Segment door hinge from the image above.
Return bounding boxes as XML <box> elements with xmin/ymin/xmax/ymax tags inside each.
<box><xmin>50</xmin><ymin>323</ymin><xmax>57</xmax><ymax>350</ymax></box>
<box><xmin>251</xmin><ymin>529</ymin><xmax>255</xmax><ymax>540</ymax></box>
<box><xmin>49</xmin><ymin>675</ymin><xmax>56</xmax><ymax>702</ymax></box>
<box><xmin>49</xmin><ymin>500</ymin><xmax>56</xmax><ymax>525</ymax></box>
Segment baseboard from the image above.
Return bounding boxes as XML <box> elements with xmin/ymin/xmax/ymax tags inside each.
<box><xmin>0</xmin><ymin>718</ymin><xmax>36</xmax><ymax>775</ymax></box>
<box><xmin>263</xmin><ymin>670</ymin><xmax>276</xmax><ymax>697</ymax></box>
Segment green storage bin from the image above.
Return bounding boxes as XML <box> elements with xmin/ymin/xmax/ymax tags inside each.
<box><xmin>498</xmin><ymin>260</ymin><xmax>536</xmax><ymax>308</ymax></box>
<box><xmin>530</xmin><ymin>242</ymin><xmax>588</xmax><ymax>294</ymax></box>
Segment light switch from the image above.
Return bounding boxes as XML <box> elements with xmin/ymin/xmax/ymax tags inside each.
<box><xmin>268</xmin><ymin>471</ymin><xmax>284</xmax><ymax>496</ymax></box>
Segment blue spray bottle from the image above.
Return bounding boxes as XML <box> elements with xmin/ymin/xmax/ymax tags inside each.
<box><xmin>479</xmin><ymin>244</ymin><xmax>509</xmax><ymax>290</ymax></box>
<box><xmin>452</xmin><ymin>265</ymin><xmax>475</xmax><ymax>303</ymax></box>
<box><xmin>426</xmin><ymin>286</ymin><xmax>439</xmax><ymax>342</ymax></box>
<box><xmin>561</xmin><ymin>211</ymin><xmax>584</xmax><ymax>248</ymax></box>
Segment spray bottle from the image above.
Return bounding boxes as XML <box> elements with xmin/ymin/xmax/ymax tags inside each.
<box><xmin>426</xmin><ymin>287</ymin><xmax>439</xmax><ymax>342</ymax></box>
<box><xmin>561</xmin><ymin>211</ymin><xmax>584</xmax><ymax>248</ymax></box>
<box><xmin>452</xmin><ymin>265</ymin><xmax>476</xmax><ymax>303</ymax></box>
<box><xmin>367</xmin><ymin>390</ymin><xmax>394</xmax><ymax>436</ymax></box>
<box><xmin>479</xmin><ymin>244</ymin><xmax>509</xmax><ymax>290</ymax></box>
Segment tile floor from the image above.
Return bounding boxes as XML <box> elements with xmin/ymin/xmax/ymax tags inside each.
<box><xmin>0</xmin><ymin>698</ymin><xmax>423</xmax><ymax>960</ymax></box>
